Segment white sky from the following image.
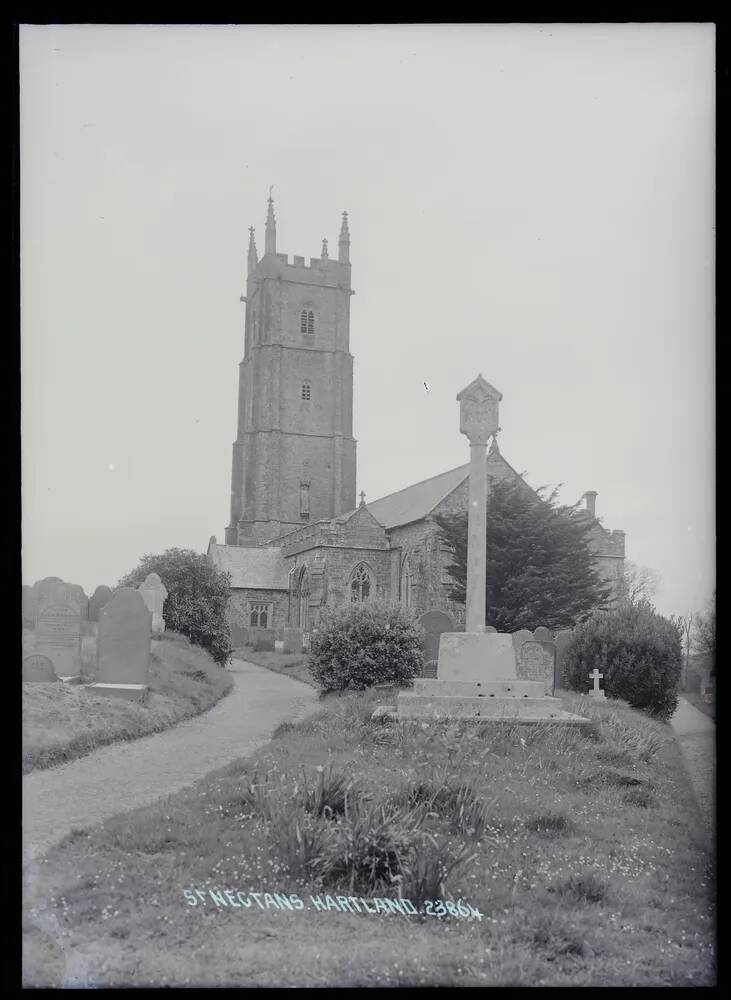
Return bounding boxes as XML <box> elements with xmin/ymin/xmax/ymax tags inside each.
<box><xmin>20</xmin><ymin>23</ymin><xmax>715</xmax><ymax>618</ymax></box>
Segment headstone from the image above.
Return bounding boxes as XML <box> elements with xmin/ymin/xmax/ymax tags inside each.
<box><xmin>89</xmin><ymin>588</ymin><xmax>151</xmax><ymax>702</ymax></box>
<box><xmin>484</xmin><ymin>625</ymin><xmax>497</xmax><ymax>633</ymax></box>
<box><xmin>281</xmin><ymin>628</ymin><xmax>304</xmax><ymax>654</ymax></box>
<box><xmin>302</xmin><ymin>632</ymin><xmax>311</xmax><ymax>651</ymax></box>
<box><xmin>517</xmin><ymin>640</ymin><xmax>555</xmax><ymax>694</ymax></box>
<box><xmin>66</xmin><ymin>584</ymin><xmax>89</xmax><ymax>620</ymax></box>
<box><xmin>231</xmin><ymin>624</ymin><xmax>250</xmax><ymax>647</ymax></box>
<box><xmin>88</xmin><ymin>585</ymin><xmax>113</xmax><ymax>622</ymax></box>
<box><xmin>589</xmin><ymin>668</ymin><xmax>605</xmax><ymax>698</ymax></box>
<box><xmin>250</xmin><ymin>627</ymin><xmax>275</xmax><ymax>652</ymax></box>
<box><xmin>22</xmin><ymin>654</ymin><xmax>59</xmax><ymax>683</ymax></box>
<box><xmin>511</xmin><ymin>629</ymin><xmax>534</xmax><ymax>660</ymax></box>
<box><xmin>554</xmin><ymin>629</ymin><xmax>574</xmax><ymax>689</ymax></box>
<box><xmin>533</xmin><ymin>626</ymin><xmax>553</xmax><ymax>643</ymax></box>
<box><xmin>419</xmin><ymin>610</ymin><xmax>455</xmax><ymax>664</ymax></box>
<box><xmin>35</xmin><ymin>599</ymin><xmax>82</xmax><ymax>676</ymax></box>
<box><xmin>22</xmin><ymin>586</ymin><xmax>36</xmax><ymax>627</ymax></box>
<box><xmin>32</xmin><ymin>578</ymin><xmax>65</xmax><ymax>623</ymax></box>
<box><xmin>138</xmin><ymin>573</ymin><xmax>168</xmax><ymax>632</ymax></box>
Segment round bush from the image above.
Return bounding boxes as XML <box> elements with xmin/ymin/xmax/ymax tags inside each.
<box><xmin>308</xmin><ymin>600</ymin><xmax>423</xmax><ymax>692</ymax></box>
<box><xmin>563</xmin><ymin>600</ymin><xmax>682</xmax><ymax>720</ymax></box>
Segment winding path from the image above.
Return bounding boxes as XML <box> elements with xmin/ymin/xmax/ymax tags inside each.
<box><xmin>22</xmin><ymin>658</ymin><xmax>319</xmax><ymax>864</ymax></box>
<box><xmin>670</xmin><ymin>697</ymin><xmax>715</xmax><ymax>837</ymax></box>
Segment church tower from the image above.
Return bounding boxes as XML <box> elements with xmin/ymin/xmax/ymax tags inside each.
<box><xmin>225</xmin><ymin>197</ymin><xmax>357</xmax><ymax>545</ymax></box>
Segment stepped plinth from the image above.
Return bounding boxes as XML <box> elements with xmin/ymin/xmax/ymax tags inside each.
<box><xmin>391</xmin><ymin>632</ymin><xmax>589</xmax><ymax>728</ymax></box>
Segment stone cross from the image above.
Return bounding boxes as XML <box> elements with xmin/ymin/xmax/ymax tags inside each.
<box><xmin>456</xmin><ymin>374</ymin><xmax>502</xmax><ymax>632</ymax></box>
<box><xmin>589</xmin><ymin>668</ymin><xmax>604</xmax><ymax>693</ymax></box>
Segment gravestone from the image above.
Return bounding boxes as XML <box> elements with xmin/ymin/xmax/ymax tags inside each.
<box><xmin>484</xmin><ymin>625</ymin><xmax>497</xmax><ymax>633</ymax></box>
<box><xmin>511</xmin><ymin>629</ymin><xmax>534</xmax><ymax>660</ymax></box>
<box><xmin>22</xmin><ymin>654</ymin><xmax>59</xmax><ymax>683</ymax></box>
<box><xmin>231</xmin><ymin>624</ymin><xmax>250</xmax><ymax>647</ymax></box>
<box><xmin>138</xmin><ymin>573</ymin><xmax>168</xmax><ymax>632</ymax></box>
<box><xmin>281</xmin><ymin>628</ymin><xmax>304</xmax><ymax>654</ymax></box>
<box><xmin>89</xmin><ymin>588</ymin><xmax>151</xmax><ymax>702</ymax></box>
<box><xmin>32</xmin><ymin>578</ymin><xmax>65</xmax><ymax>623</ymax></box>
<box><xmin>88</xmin><ymin>585</ymin><xmax>113</xmax><ymax>622</ymax></box>
<box><xmin>35</xmin><ymin>599</ymin><xmax>82</xmax><ymax>677</ymax></box>
<box><xmin>517</xmin><ymin>640</ymin><xmax>555</xmax><ymax>695</ymax></box>
<box><xmin>250</xmin><ymin>627</ymin><xmax>275</xmax><ymax>652</ymax></box>
<box><xmin>66</xmin><ymin>584</ymin><xmax>89</xmax><ymax>620</ymax></box>
<box><xmin>533</xmin><ymin>626</ymin><xmax>553</xmax><ymax>643</ymax></box>
<box><xmin>419</xmin><ymin>610</ymin><xmax>455</xmax><ymax>665</ymax></box>
<box><xmin>22</xmin><ymin>586</ymin><xmax>36</xmax><ymax>627</ymax></box>
<box><xmin>589</xmin><ymin>668</ymin><xmax>606</xmax><ymax>699</ymax></box>
<box><xmin>554</xmin><ymin>629</ymin><xmax>574</xmax><ymax>689</ymax></box>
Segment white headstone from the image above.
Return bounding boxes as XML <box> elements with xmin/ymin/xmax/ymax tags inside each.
<box><xmin>138</xmin><ymin>573</ymin><xmax>168</xmax><ymax>632</ymax></box>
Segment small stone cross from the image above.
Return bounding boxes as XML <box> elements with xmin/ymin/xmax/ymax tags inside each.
<box><xmin>589</xmin><ymin>668</ymin><xmax>604</xmax><ymax>692</ymax></box>
<box><xmin>359</xmin><ymin>490</ymin><xmax>366</xmax><ymax>507</ymax></box>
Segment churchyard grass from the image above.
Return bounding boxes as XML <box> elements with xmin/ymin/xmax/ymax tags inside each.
<box><xmin>22</xmin><ymin>685</ymin><xmax>714</xmax><ymax>987</ymax></box>
<box><xmin>22</xmin><ymin>631</ymin><xmax>232</xmax><ymax>773</ymax></box>
<box><xmin>236</xmin><ymin>647</ymin><xmax>316</xmax><ymax>687</ymax></box>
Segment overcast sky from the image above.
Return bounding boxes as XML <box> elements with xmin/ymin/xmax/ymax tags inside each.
<box><xmin>20</xmin><ymin>23</ymin><xmax>715</xmax><ymax>618</ymax></box>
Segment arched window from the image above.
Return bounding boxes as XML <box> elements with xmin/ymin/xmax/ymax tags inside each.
<box><xmin>301</xmin><ymin>382</ymin><xmax>311</xmax><ymax>401</ymax></box>
<box><xmin>400</xmin><ymin>556</ymin><xmax>412</xmax><ymax>607</ymax></box>
<box><xmin>298</xmin><ymin>570</ymin><xmax>310</xmax><ymax>629</ymax></box>
<box><xmin>300</xmin><ymin>309</ymin><xmax>315</xmax><ymax>336</ymax></box>
<box><xmin>350</xmin><ymin>563</ymin><xmax>373</xmax><ymax>603</ymax></box>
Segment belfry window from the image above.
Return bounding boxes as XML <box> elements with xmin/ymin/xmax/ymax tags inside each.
<box><xmin>350</xmin><ymin>563</ymin><xmax>373</xmax><ymax>603</ymax></box>
<box><xmin>301</xmin><ymin>382</ymin><xmax>311</xmax><ymax>401</ymax></box>
<box><xmin>300</xmin><ymin>309</ymin><xmax>315</xmax><ymax>336</ymax></box>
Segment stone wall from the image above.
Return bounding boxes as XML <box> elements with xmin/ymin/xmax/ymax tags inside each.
<box><xmin>227</xmin><ymin>588</ymin><xmax>290</xmax><ymax>631</ymax></box>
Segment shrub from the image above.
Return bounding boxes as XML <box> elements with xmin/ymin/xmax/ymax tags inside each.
<box><xmin>308</xmin><ymin>600</ymin><xmax>423</xmax><ymax>692</ymax></box>
<box><xmin>118</xmin><ymin>549</ymin><xmax>232</xmax><ymax>666</ymax></box>
<box><xmin>563</xmin><ymin>600</ymin><xmax>682</xmax><ymax>720</ymax></box>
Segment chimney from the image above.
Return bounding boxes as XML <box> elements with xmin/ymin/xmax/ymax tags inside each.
<box><xmin>584</xmin><ymin>491</ymin><xmax>597</xmax><ymax>518</ymax></box>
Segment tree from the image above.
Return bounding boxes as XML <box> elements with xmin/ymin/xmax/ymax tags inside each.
<box><xmin>434</xmin><ymin>479</ymin><xmax>612</xmax><ymax>632</ymax></box>
<box><xmin>118</xmin><ymin>548</ymin><xmax>232</xmax><ymax>665</ymax></box>
<box><xmin>694</xmin><ymin>591</ymin><xmax>716</xmax><ymax>673</ymax></box>
<box><xmin>669</xmin><ymin>612</ymin><xmax>695</xmax><ymax>686</ymax></box>
<box><xmin>617</xmin><ymin>561</ymin><xmax>661</xmax><ymax>607</ymax></box>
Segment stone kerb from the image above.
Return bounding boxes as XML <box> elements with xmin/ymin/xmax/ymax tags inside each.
<box><xmin>23</xmin><ymin>654</ymin><xmax>59</xmax><ymax>683</ymax></box>
<box><xmin>90</xmin><ymin>588</ymin><xmax>151</xmax><ymax>702</ymax></box>
<box><xmin>35</xmin><ymin>597</ymin><xmax>82</xmax><ymax>676</ymax></box>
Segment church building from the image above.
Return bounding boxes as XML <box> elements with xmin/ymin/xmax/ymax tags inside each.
<box><xmin>208</xmin><ymin>197</ymin><xmax>625</xmax><ymax>635</ymax></box>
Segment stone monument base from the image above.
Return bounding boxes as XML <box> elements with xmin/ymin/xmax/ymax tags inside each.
<box><xmin>57</xmin><ymin>674</ymin><xmax>83</xmax><ymax>685</ymax></box>
<box><xmin>436</xmin><ymin>632</ymin><xmax>517</xmax><ymax>682</ymax></box>
<box><xmin>394</xmin><ymin>678</ymin><xmax>589</xmax><ymax>725</ymax></box>
<box><xmin>86</xmin><ymin>682</ymin><xmax>149</xmax><ymax>704</ymax></box>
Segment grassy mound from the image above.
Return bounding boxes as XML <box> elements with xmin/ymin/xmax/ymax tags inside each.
<box><xmin>22</xmin><ymin>689</ymin><xmax>714</xmax><ymax>987</ymax></box>
<box><xmin>22</xmin><ymin>632</ymin><xmax>232</xmax><ymax>773</ymax></box>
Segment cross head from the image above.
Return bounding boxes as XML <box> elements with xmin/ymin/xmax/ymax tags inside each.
<box><xmin>589</xmin><ymin>668</ymin><xmax>604</xmax><ymax>692</ymax></box>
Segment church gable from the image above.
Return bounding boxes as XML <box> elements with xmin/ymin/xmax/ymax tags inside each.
<box><xmin>335</xmin><ymin>505</ymin><xmax>389</xmax><ymax>548</ymax></box>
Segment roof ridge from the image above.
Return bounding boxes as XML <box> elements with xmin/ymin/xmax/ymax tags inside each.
<box><xmin>369</xmin><ymin>462</ymin><xmax>469</xmax><ymax>507</ymax></box>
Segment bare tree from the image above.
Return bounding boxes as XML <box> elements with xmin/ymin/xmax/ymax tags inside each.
<box><xmin>617</xmin><ymin>561</ymin><xmax>661</xmax><ymax>606</ymax></box>
<box><xmin>670</xmin><ymin>612</ymin><xmax>696</xmax><ymax>688</ymax></box>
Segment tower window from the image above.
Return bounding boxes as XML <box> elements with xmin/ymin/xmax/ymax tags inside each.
<box><xmin>301</xmin><ymin>382</ymin><xmax>311</xmax><ymax>401</ymax></box>
<box><xmin>300</xmin><ymin>309</ymin><xmax>315</xmax><ymax>335</ymax></box>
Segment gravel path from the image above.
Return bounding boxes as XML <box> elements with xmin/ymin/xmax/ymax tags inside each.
<box><xmin>670</xmin><ymin>697</ymin><xmax>715</xmax><ymax>838</ymax></box>
<box><xmin>22</xmin><ymin>658</ymin><xmax>319</xmax><ymax>864</ymax></box>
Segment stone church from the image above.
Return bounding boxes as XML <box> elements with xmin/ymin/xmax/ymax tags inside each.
<box><xmin>208</xmin><ymin>197</ymin><xmax>625</xmax><ymax>635</ymax></box>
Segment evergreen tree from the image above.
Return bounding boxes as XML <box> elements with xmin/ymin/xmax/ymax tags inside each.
<box><xmin>434</xmin><ymin>479</ymin><xmax>612</xmax><ymax>632</ymax></box>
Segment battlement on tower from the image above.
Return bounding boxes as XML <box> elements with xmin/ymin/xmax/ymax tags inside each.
<box><xmin>252</xmin><ymin>251</ymin><xmax>352</xmax><ymax>288</ymax></box>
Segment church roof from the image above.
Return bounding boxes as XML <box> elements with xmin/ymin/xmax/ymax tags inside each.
<box><xmin>366</xmin><ymin>464</ymin><xmax>470</xmax><ymax>529</ymax></box>
<box><xmin>208</xmin><ymin>544</ymin><xmax>290</xmax><ymax>590</ymax></box>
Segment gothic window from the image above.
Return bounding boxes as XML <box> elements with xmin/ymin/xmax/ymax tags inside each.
<box><xmin>400</xmin><ymin>557</ymin><xmax>413</xmax><ymax>607</ymax></box>
<box><xmin>298</xmin><ymin>570</ymin><xmax>310</xmax><ymax>630</ymax></box>
<box><xmin>300</xmin><ymin>482</ymin><xmax>310</xmax><ymax>520</ymax></box>
<box><xmin>350</xmin><ymin>563</ymin><xmax>373</xmax><ymax>603</ymax></box>
<box><xmin>248</xmin><ymin>602</ymin><xmax>272</xmax><ymax>628</ymax></box>
<box><xmin>300</xmin><ymin>309</ymin><xmax>315</xmax><ymax>336</ymax></box>
<box><xmin>301</xmin><ymin>382</ymin><xmax>311</xmax><ymax>401</ymax></box>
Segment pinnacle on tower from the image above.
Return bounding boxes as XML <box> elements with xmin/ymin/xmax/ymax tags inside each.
<box><xmin>321</xmin><ymin>237</ymin><xmax>329</xmax><ymax>262</ymax></box>
<box><xmin>265</xmin><ymin>190</ymin><xmax>277</xmax><ymax>255</ymax></box>
<box><xmin>247</xmin><ymin>226</ymin><xmax>258</xmax><ymax>272</ymax></box>
<box><xmin>338</xmin><ymin>210</ymin><xmax>350</xmax><ymax>264</ymax></box>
